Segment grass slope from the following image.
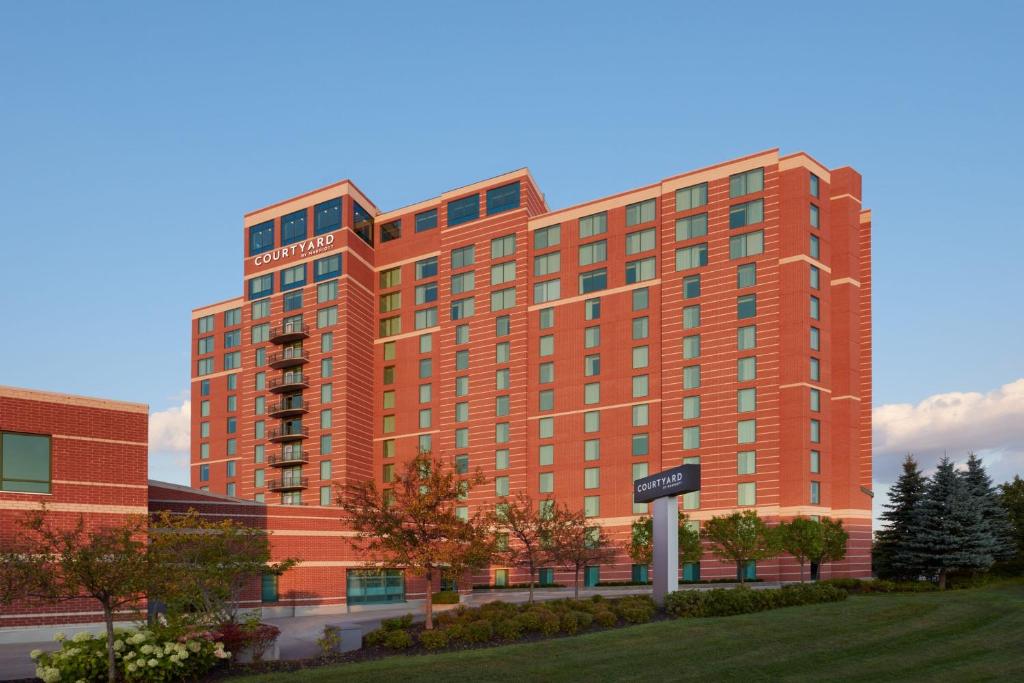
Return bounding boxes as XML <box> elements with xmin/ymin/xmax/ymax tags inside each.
<box><xmin>236</xmin><ymin>582</ymin><xmax>1024</xmax><ymax>682</ymax></box>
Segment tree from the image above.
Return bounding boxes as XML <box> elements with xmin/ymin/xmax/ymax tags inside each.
<box><xmin>701</xmin><ymin>511</ymin><xmax>779</xmax><ymax>583</ymax></box>
<box><xmin>815</xmin><ymin>518</ymin><xmax>849</xmax><ymax>576</ymax></box>
<box><xmin>0</xmin><ymin>509</ymin><xmax>149</xmax><ymax>683</ymax></box>
<box><xmin>496</xmin><ymin>493</ymin><xmax>567</xmax><ymax>603</ymax></box>
<box><xmin>962</xmin><ymin>453</ymin><xmax>1017</xmax><ymax>562</ymax></box>
<box><xmin>911</xmin><ymin>457</ymin><xmax>993</xmax><ymax>589</ymax></box>
<box><xmin>875</xmin><ymin>454</ymin><xmax>928</xmax><ymax>580</ymax></box>
<box><xmin>339</xmin><ymin>453</ymin><xmax>496</xmax><ymax>629</ymax></box>
<box><xmin>778</xmin><ymin>517</ymin><xmax>824</xmax><ymax>582</ymax></box>
<box><xmin>550</xmin><ymin>506</ymin><xmax>615</xmax><ymax>598</ymax></box>
<box><xmin>625</xmin><ymin>514</ymin><xmax>702</xmax><ymax>572</ymax></box>
<box><xmin>1000</xmin><ymin>475</ymin><xmax>1024</xmax><ymax>560</ymax></box>
<box><xmin>147</xmin><ymin>509</ymin><xmax>297</xmax><ymax>625</ymax></box>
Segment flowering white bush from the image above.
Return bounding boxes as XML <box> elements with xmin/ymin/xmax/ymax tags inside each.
<box><xmin>33</xmin><ymin>626</ymin><xmax>229</xmax><ymax>682</ymax></box>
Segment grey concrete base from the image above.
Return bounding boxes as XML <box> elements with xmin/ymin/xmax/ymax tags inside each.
<box><xmin>233</xmin><ymin>641</ymin><xmax>280</xmax><ymax>663</ymax></box>
<box><xmin>260</xmin><ymin>598</ymin><xmax>426</xmax><ymax>619</ymax></box>
<box><xmin>321</xmin><ymin>626</ymin><xmax>363</xmax><ymax>654</ymax></box>
<box><xmin>0</xmin><ymin>621</ymin><xmax>114</xmax><ymax>645</ymax></box>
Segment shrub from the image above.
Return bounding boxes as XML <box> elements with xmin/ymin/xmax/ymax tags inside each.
<box><xmin>613</xmin><ymin>596</ymin><xmax>656</xmax><ymax>623</ymax></box>
<box><xmin>494</xmin><ymin>618</ymin><xmax>523</xmax><ymax>641</ymax></box>
<box><xmin>515</xmin><ymin>610</ymin><xmax>544</xmax><ymax>633</ymax></box>
<box><xmin>664</xmin><ymin>584</ymin><xmax>847</xmax><ymax>619</ymax></box>
<box><xmin>820</xmin><ymin>578</ymin><xmax>937</xmax><ymax>594</ymax></box>
<box><xmin>432</xmin><ymin>590</ymin><xmax>460</xmax><ymax>604</ymax></box>
<box><xmin>594</xmin><ymin>609</ymin><xmax>617</xmax><ymax>627</ymax></box>
<box><xmin>418</xmin><ymin>629</ymin><xmax>450</xmax><ymax>651</ymax></box>
<box><xmin>383</xmin><ymin>630</ymin><xmax>414</xmax><ymax>650</ymax></box>
<box><xmin>464</xmin><ymin>620</ymin><xmax>494</xmax><ymax>643</ymax></box>
<box><xmin>574</xmin><ymin>610</ymin><xmax>594</xmax><ymax>629</ymax></box>
<box><xmin>559</xmin><ymin>611</ymin><xmax>581</xmax><ymax>635</ymax></box>
<box><xmin>444</xmin><ymin>623</ymin><xmax>468</xmax><ymax>644</ymax></box>
<box><xmin>381</xmin><ymin>614</ymin><xmax>415</xmax><ymax>631</ymax></box>
<box><xmin>364</xmin><ymin>629</ymin><xmax>387</xmax><ymax>647</ymax></box>
<box><xmin>539</xmin><ymin>611</ymin><xmax>561</xmax><ymax>636</ymax></box>
<box><xmin>316</xmin><ymin>625</ymin><xmax>341</xmax><ymax>658</ymax></box>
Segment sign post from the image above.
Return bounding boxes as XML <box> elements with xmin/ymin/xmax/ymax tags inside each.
<box><xmin>633</xmin><ymin>463</ymin><xmax>700</xmax><ymax>606</ymax></box>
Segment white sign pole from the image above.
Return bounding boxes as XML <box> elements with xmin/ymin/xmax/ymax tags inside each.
<box><xmin>652</xmin><ymin>495</ymin><xmax>679</xmax><ymax>606</ymax></box>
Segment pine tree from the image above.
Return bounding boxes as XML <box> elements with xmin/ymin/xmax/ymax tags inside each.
<box><xmin>875</xmin><ymin>455</ymin><xmax>927</xmax><ymax>580</ymax></box>
<box><xmin>1000</xmin><ymin>476</ymin><xmax>1024</xmax><ymax>559</ymax></box>
<box><xmin>961</xmin><ymin>453</ymin><xmax>1017</xmax><ymax>562</ymax></box>
<box><xmin>911</xmin><ymin>457</ymin><xmax>993</xmax><ymax>589</ymax></box>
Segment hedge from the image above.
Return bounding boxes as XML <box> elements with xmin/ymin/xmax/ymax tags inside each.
<box><xmin>820</xmin><ymin>578</ymin><xmax>939</xmax><ymax>593</ymax></box>
<box><xmin>664</xmin><ymin>583</ymin><xmax>847</xmax><ymax>618</ymax></box>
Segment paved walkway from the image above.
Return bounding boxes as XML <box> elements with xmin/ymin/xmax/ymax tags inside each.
<box><xmin>0</xmin><ymin>583</ymin><xmax>780</xmax><ymax>680</ymax></box>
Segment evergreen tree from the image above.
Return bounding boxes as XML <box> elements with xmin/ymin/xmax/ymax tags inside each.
<box><xmin>961</xmin><ymin>453</ymin><xmax>1017</xmax><ymax>561</ymax></box>
<box><xmin>911</xmin><ymin>457</ymin><xmax>993</xmax><ymax>589</ymax></box>
<box><xmin>999</xmin><ymin>475</ymin><xmax>1024</xmax><ymax>560</ymax></box>
<box><xmin>875</xmin><ymin>454</ymin><xmax>927</xmax><ymax>580</ymax></box>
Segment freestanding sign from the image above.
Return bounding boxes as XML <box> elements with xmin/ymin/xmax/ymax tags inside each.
<box><xmin>633</xmin><ymin>463</ymin><xmax>700</xmax><ymax>605</ymax></box>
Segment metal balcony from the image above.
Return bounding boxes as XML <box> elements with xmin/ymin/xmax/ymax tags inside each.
<box><xmin>269</xmin><ymin>322</ymin><xmax>309</xmax><ymax>344</ymax></box>
<box><xmin>267</xmin><ymin>425</ymin><xmax>309</xmax><ymax>443</ymax></box>
<box><xmin>268</xmin><ymin>348</ymin><xmax>310</xmax><ymax>369</ymax></box>
<box><xmin>267</xmin><ymin>476</ymin><xmax>308</xmax><ymax>493</ymax></box>
<box><xmin>267</xmin><ymin>451</ymin><xmax>309</xmax><ymax>468</ymax></box>
<box><xmin>268</xmin><ymin>373</ymin><xmax>309</xmax><ymax>393</ymax></box>
<box><xmin>267</xmin><ymin>398</ymin><xmax>307</xmax><ymax>418</ymax></box>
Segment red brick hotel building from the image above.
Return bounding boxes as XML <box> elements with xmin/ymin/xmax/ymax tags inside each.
<box><xmin>189</xmin><ymin>148</ymin><xmax>873</xmax><ymax>606</ymax></box>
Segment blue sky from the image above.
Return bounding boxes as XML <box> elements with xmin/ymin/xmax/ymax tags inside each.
<box><xmin>1</xmin><ymin>2</ymin><xmax>1022</xmax><ymax>497</ymax></box>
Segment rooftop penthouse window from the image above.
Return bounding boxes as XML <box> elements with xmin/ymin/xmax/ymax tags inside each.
<box><xmin>249</xmin><ymin>220</ymin><xmax>274</xmax><ymax>256</ymax></box>
<box><xmin>380</xmin><ymin>219</ymin><xmax>401</xmax><ymax>243</ymax></box>
<box><xmin>487</xmin><ymin>181</ymin><xmax>521</xmax><ymax>215</ymax></box>
<box><xmin>315</xmin><ymin>197</ymin><xmax>342</xmax><ymax>235</ymax></box>
<box><xmin>281</xmin><ymin>209</ymin><xmax>308</xmax><ymax>246</ymax></box>
<box><xmin>447</xmin><ymin>194</ymin><xmax>480</xmax><ymax>227</ymax></box>
<box><xmin>353</xmin><ymin>201</ymin><xmax>374</xmax><ymax>246</ymax></box>
<box><xmin>415</xmin><ymin>208</ymin><xmax>438</xmax><ymax>232</ymax></box>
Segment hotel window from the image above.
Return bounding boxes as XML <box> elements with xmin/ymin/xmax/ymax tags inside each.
<box><xmin>380</xmin><ymin>266</ymin><xmax>401</xmax><ymax>288</ymax></box>
<box><xmin>584</xmin><ymin>467</ymin><xmax>600</xmax><ymax>489</ymax></box>
<box><xmin>380</xmin><ymin>219</ymin><xmax>401</xmax><ymax>243</ymax></box>
<box><xmin>255</xmin><ymin>468</ymin><xmax>264</xmax><ymax>487</ymax></box>
<box><xmin>314</xmin><ymin>254</ymin><xmax>341</xmax><ymax>282</ymax></box>
<box><xmin>584</xmin><ymin>382</ymin><xmax>601</xmax><ymax>404</ymax></box>
<box><xmin>417</xmin><ymin>333</ymin><xmax>432</xmax><ymax>353</ymax></box>
<box><xmin>455</xmin><ymin>402</ymin><xmax>469</xmax><ymax>423</ymax></box>
<box><xmin>322</xmin><ymin>333</ymin><xmax>334</xmax><ymax>352</ymax></box>
<box><xmin>198</xmin><ymin>336</ymin><xmax>214</xmax><ymax>355</ymax></box>
<box><xmin>314</xmin><ymin>197</ymin><xmax>341</xmax><ymax>235</ymax></box>
<box><xmin>810</xmin><ymin>388</ymin><xmax>821</xmax><ymax>411</ymax></box>
<box><xmin>382</xmin><ymin>415</ymin><xmax>395</xmax><ymax>433</ymax></box>
<box><xmin>319</xmin><ymin>486</ymin><xmax>332</xmax><ymax>506</ymax></box>
<box><xmin>382</xmin><ymin>366</ymin><xmax>395</xmax><ymax>385</ymax></box>
<box><xmin>683</xmin><ymin>305</ymin><xmax>701</xmax><ymax>329</ymax></box>
<box><xmin>415</xmin><ymin>306</ymin><xmax>438</xmax><ymax>329</ymax></box>
<box><xmin>495</xmin><ymin>476</ymin><xmax>510</xmax><ymax>497</ymax></box>
<box><xmin>810</xmin><ymin>481</ymin><xmax>821</xmax><ymax>505</ymax></box>
<box><xmin>226</xmin><ymin>460</ymin><xmax>237</xmax><ymax>478</ymax></box>
<box><xmin>227</xmin><ymin>374</ymin><xmax>238</xmax><ymax>390</ymax></box>
<box><xmin>738</xmin><ymin>263</ymin><xmax>756</xmax><ymax>288</ymax></box>
<box><xmin>223</xmin><ymin>351</ymin><xmax>241</xmax><ymax>370</ymax></box>
<box><xmin>578</xmin><ymin>240</ymin><xmax>607</xmax><ymax>267</ymax></box>
<box><xmin>626</xmin><ymin>256</ymin><xmax>656</xmax><ymax>283</ymax></box>
<box><xmin>490</xmin><ymin>262</ymin><xmax>514</xmax><ymax>286</ymax></box>
<box><xmin>248</xmin><ymin>220</ymin><xmax>274</xmax><ymax>255</ymax></box>
<box><xmin>322</xmin><ymin>384</ymin><xmax>333</xmax><ymax>403</ymax></box>
<box><xmin>487</xmin><ymin>182</ymin><xmax>521</xmax><ymax>215</ymax></box>
<box><xmin>810</xmin><ymin>204</ymin><xmax>820</xmax><ymax>228</ymax></box>
<box><xmin>632</xmin><ymin>434</ymin><xmax>649</xmax><ymax>456</ymax></box>
<box><xmin>810</xmin><ymin>419</ymin><xmax>821</xmax><ymax>443</ymax></box>
<box><xmin>491</xmin><ymin>234</ymin><xmax>516</xmax><ymax>259</ymax></box>
<box><xmin>417</xmin><ymin>280</ymin><xmax>440</xmax><ymax>302</ymax></box>
<box><xmin>536</xmin><ymin>310</ymin><xmax>554</xmax><ymax>334</ymax></box>
<box><xmin>539</xmin><ymin>362</ymin><xmax>554</xmax><ymax>384</ymax></box>
<box><xmin>683</xmin><ymin>365</ymin><xmax>701</xmax><ymax>389</ymax></box>
<box><xmin>626</xmin><ymin>199</ymin><xmax>656</xmax><ymax>226</ymax></box>
<box><xmin>454</xmin><ymin>325</ymin><xmax>469</xmax><ymax>344</ymax></box>
<box><xmin>281</xmin><ymin>209</ymin><xmax>307</xmax><ymax>245</ymax></box>
<box><xmin>0</xmin><ymin>432</ymin><xmax>51</xmax><ymax>493</ymax></box>
<box><xmin>353</xmin><ymin>201</ymin><xmax>373</xmax><ymax>245</ymax></box>
<box><xmin>737</xmin><ymin>294</ymin><xmax>757</xmax><ymax>319</ymax></box>
<box><xmin>676</xmin><ymin>243</ymin><xmax>708</xmax><ymax>270</ymax></box>
<box><xmin>534</xmin><ymin>224</ymin><xmax>560</xmax><ymax>248</ymax></box>
<box><xmin>199</xmin><ymin>464</ymin><xmax>209</xmax><ymax>481</ymax></box>
<box><xmin>251</xmin><ymin>299</ymin><xmax>269</xmax><ymax>320</ymax></box>
<box><xmin>200</xmin><ymin>400</ymin><xmax>210</xmax><ymax>417</ymax></box>
<box><xmin>810</xmin><ymin>327</ymin><xmax>820</xmax><ymax>351</ymax></box>
<box><xmin>455</xmin><ymin>350</ymin><xmax>469</xmax><ymax>370</ymax></box>
<box><xmin>415</xmin><ymin>208</ymin><xmax>438</xmax><ymax>232</ymax></box>
<box><xmin>379</xmin><ymin>292</ymin><xmax>401</xmax><ymax>313</ymax></box>
<box><xmin>379</xmin><ymin>439</ymin><xmax>395</xmax><ymax>459</ymax></box>
<box><xmin>810</xmin><ymin>450</ymin><xmax>821</xmax><ymax>473</ymax></box>
<box><xmin>451</xmin><ymin>244</ymin><xmax>475</xmax><ymax>270</ymax></box>
<box><xmin>730</xmin><ymin>168</ymin><xmax>764</xmax><ymax>197</ymax></box>
<box><xmin>737</xmin><ymin>451</ymin><xmax>756</xmax><ymax>475</ymax></box>
<box><xmin>633</xmin><ymin>404</ymin><xmax>649</xmax><ymax>427</ymax></box>
<box><xmin>283</xmin><ymin>290</ymin><xmax>302</xmax><ymax>312</ymax></box>
<box><xmin>494</xmin><ymin>369</ymin><xmax>508</xmax><ymax>391</ymax></box>
<box><xmin>322</xmin><ymin>357</ymin><xmax>333</xmax><ymax>377</ymax></box>
<box><xmin>317</xmin><ymin>306</ymin><xmax>337</xmax><ymax>329</ymax></box>
<box><xmin>496</xmin><ymin>422</ymin><xmax>510</xmax><ymax>443</ymax></box>
<box><xmin>419</xmin><ymin>409</ymin><xmax>432</xmax><ymax>429</ymax></box>
<box><xmin>810</xmin><ymin>296</ymin><xmax>821</xmax><ymax>320</ymax></box>
<box><xmin>254</xmin><ymin>372</ymin><xmax>265</xmax><ymax>390</ymax></box>
<box><xmin>248</xmin><ymin>274</ymin><xmax>273</xmax><ymax>300</ymax></box>
<box><xmin>579</xmin><ymin>211</ymin><xmax>607</xmax><ymax>238</ymax></box>
<box><xmin>224</xmin><ymin>308</ymin><xmax>241</xmax><ymax>327</ymax></box>
<box><xmin>321</xmin><ymin>410</ymin><xmax>333</xmax><ymax>429</ymax></box>
<box><xmin>533</xmin><ymin>252</ymin><xmax>560</xmax><ymax>276</ymax></box>
<box><xmin>632</xmin><ymin>346</ymin><xmax>649</xmax><ymax>369</ymax></box>
<box><xmin>455</xmin><ymin>428</ymin><xmax>468</xmax><ymax>448</ymax></box>
<box><xmin>496</xmin><ymin>315</ymin><xmax>511</xmax><ymax>336</ymax></box>
<box><xmin>810</xmin><ymin>357</ymin><xmax>820</xmax><ymax>381</ymax></box>
<box><xmin>251</xmin><ymin>324</ymin><xmax>269</xmax><ymax>344</ymax></box>
<box><xmin>454</xmin><ymin>454</ymin><xmax>470</xmax><ymax>474</ymax></box>
<box><xmin>738</xmin><ymin>388</ymin><xmax>756</xmax><ymax>413</ymax></box>
<box><xmin>675</xmin><ymin>213</ymin><xmax>708</xmax><ymax>241</ymax></box>
<box><xmin>738</xmin><ymin>325</ymin><xmax>756</xmax><ymax>350</ymax></box>
<box><xmin>738</xmin><ymin>357</ymin><xmax>757</xmax><ymax>381</ymax></box>
<box><xmin>495</xmin><ymin>449</ymin><xmax>510</xmax><ymax>470</ymax></box>
<box><xmin>419</xmin><ymin>384</ymin><xmax>432</xmax><ymax>403</ymax></box>
<box><xmin>200</xmin><ymin>422</ymin><xmax>209</xmax><ymax>438</ymax></box>
<box><xmin>448</xmin><ymin>194</ymin><xmax>480</xmax><ymax>226</ymax></box>
<box><xmin>683</xmin><ymin>275</ymin><xmax>700</xmax><ymax>299</ymax></box>
<box><xmin>533</xmin><ymin>279</ymin><xmax>560</xmax><ymax>304</ymax></box>
<box><xmin>227</xmin><ymin>395</ymin><xmax>237</xmax><ymax>412</ymax></box>
<box><xmin>382</xmin><ymin>391</ymin><xmax>396</xmax><ymax>410</ymax></box>
<box><xmin>810</xmin><ymin>265</ymin><xmax>820</xmax><ymax>290</ymax></box>
<box><xmin>538</xmin><ymin>445</ymin><xmax>554</xmax><ymax>467</ymax></box>
<box><xmin>676</xmin><ymin>182</ymin><xmax>708</xmax><ymax>211</ymax></box>
<box><xmin>281</xmin><ymin>264</ymin><xmax>306</xmax><ymax>291</ymax></box>
<box><xmin>677</xmin><ymin>337</ymin><xmax>701</xmax><ymax>364</ymax></box>
<box><xmin>539</xmin><ymin>417</ymin><xmax>554</xmax><ymax>438</ymax></box>
<box><xmin>585</xmin><ymin>298</ymin><xmax>601</xmax><ymax>320</ymax></box>
<box><xmin>490</xmin><ymin>289</ymin><xmax>515</xmax><ymax>312</ymax></box>
<box><xmin>633</xmin><ymin>287</ymin><xmax>649</xmax><ymax>310</ymax></box>
<box><xmin>584</xmin><ymin>411</ymin><xmax>600</xmax><ymax>433</ymax></box>
<box><xmin>810</xmin><ymin>173</ymin><xmax>820</xmax><ymax>197</ymax></box>
<box><xmin>584</xmin><ymin>354</ymin><xmax>600</xmax><ymax>376</ymax></box>
<box><xmin>810</xmin><ymin>234</ymin><xmax>820</xmax><ymax>259</ymax></box>
<box><xmin>584</xmin><ymin>326</ymin><xmax>601</xmax><ymax>348</ymax></box>
<box><xmin>498</xmin><ymin>341</ymin><xmax>512</xmax><ymax>362</ymax></box>
<box><xmin>415</xmin><ymin>256</ymin><xmax>438</xmax><ymax>279</ymax></box>
<box><xmin>633</xmin><ymin>316</ymin><xmax>649</xmax><ymax>339</ymax></box>
<box><xmin>538</xmin><ymin>472</ymin><xmax>554</xmax><ymax>494</ymax></box>
<box><xmin>729</xmin><ymin>230</ymin><xmax>764</xmax><ymax>259</ymax></box>
<box><xmin>626</xmin><ymin>228</ymin><xmax>657</xmax><ymax>254</ymax></box>
<box><xmin>737</xmin><ymin>482</ymin><xmax>756</xmax><ymax>506</ymax></box>
<box><xmin>321</xmin><ymin>435</ymin><xmax>332</xmax><ymax>455</ymax></box>
<box><xmin>538</xmin><ymin>390</ymin><xmax>552</xmax><ymax>411</ymax></box>
<box><xmin>683</xmin><ymin>426</ymin><xmax>700</xmax><ymax>450</ymax></box>
<box><xmin>585</xmin><ymin>439</ymin><xmax>600</xmax><ymax>461</ymax></box>
<box><xmin>683</xmin><ymin>395</ymin><xmax>700</xmax><ymax>419</ymax></box>
<box><xmin>379</xmin><ymin>316</ymin><xmax>401</xmax><ymax>337</ymax></box>
<box><xmin>584</xmin><ymin>496</ymin><xmax>600</xmax><ymax>517</ymax></box>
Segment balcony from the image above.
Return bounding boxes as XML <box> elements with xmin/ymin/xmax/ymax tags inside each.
<box><xmin>267</xmin><ymin>397</ymin><xmax>307</xmax><ymax>418</ymax></box>
<box><xmin>268</xmin><ymin>450</ymin><xmax>309</xmax><ymax>468</ymax></box>
<box><xmin>268</xmin><ymin>348</ymin><xmax>310</xmax><ymax>369</ymax></box>
<box><xmin>268</xmin><ymin>373</ymin><xmax>309</xmax><ymax>393</ymax></box>
<box><xmin>269</xmin><ymin>322</ymin><xmax>309</xmax><ymax>344</ymax></box>
<box><xmin>268</xmin><ymin>425</ymin><xmax>309</xmax><ymax>443</ymax></box>
<box><xmin>267</xmin><ymin>476</ymin><xmax>308</xmax><ymax>493</ymax></box>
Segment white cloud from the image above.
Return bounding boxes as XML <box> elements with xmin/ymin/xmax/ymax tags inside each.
<box><xmin>149</xmin><ymin>400</ymin><xmax>191</xmax><ymax>454</ymax></box>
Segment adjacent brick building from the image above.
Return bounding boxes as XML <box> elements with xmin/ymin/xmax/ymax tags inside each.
<box><xmin>191</xmin><ymin>148</ymin><xmax>873</xmax><ymax>607</ymax></box>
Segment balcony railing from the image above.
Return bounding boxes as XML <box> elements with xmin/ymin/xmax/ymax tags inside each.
<box><xmin>267</xmin><ymin>425</ymin><xmax>309</xmax><ymax>443</ymax></box>
<box><xmin>267</xmin><ymin>476</ymin><xmax>308</xmax><ymax>492</ymax></box>
<box><xmin>269</xmin><ymin>322</ymin><xmax>309</xmax><ymax>344</ymax></box>
<box><xmin>267</xmin><ymin>398</ymin><xmax>307</xmax><ymax>418</ymax></box>
<box><xmin>268</xmin><ymin>348</ymin><xmax>310</xmax><ymax>369</ymax></box>
<box><xmin>268</xmin><ymin>373</ymin><xmax>309</xmax><ymax>393</ymax></box>
<box><xmin>268</xmin><ymin>450</ymin><xmax>309</xmax><ymax>467</ymax></box>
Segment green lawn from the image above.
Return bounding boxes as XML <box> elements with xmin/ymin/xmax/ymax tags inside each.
<box><xmin>237</xmin><ymin>582</ymin><xmax>1024</xmax><ymax>682</ymax></box>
